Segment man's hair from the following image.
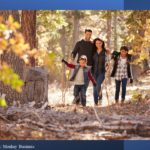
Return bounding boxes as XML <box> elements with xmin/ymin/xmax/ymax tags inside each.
<box><xmin>120</xmin><ymin>46</ymin><xmax>128</xmax><ymax>52</ymax></box>
<box><xmin>85</xmin><ymin>29</ymin><xmax>92</xmax><ymax>33</ymax></box>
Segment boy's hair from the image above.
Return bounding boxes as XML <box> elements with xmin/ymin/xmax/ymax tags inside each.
<box><xmin>85</xmin><ymin>29</ymin><xmax>92</xmax><ymax>33</ymax></box>
<box><xmin>120</xmin><ymin>46</ymin><xmax>129</xmax><ymax>52</ymax></box>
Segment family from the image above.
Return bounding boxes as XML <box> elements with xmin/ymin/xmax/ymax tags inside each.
<box><xmin>62</xmin><ymin>29</ymin><xmax>133</xmax><ymax>107</ymax></box>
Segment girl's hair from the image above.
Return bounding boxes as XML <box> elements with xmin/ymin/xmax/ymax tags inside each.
<box><xmin>93</xmin><ymin>38</ymin><xmax>106</xmax><ymax>53</ymax></box>
<box><xmin>120</xmin><ymin>46</ymin><xmax>128</xmax><ymax>52</ymax></box>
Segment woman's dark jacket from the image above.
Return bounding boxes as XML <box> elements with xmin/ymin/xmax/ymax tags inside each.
<box><xmin>92</xmin><ymin>49</ymin><xmax>106</xmax><ymax>76</ymax></box>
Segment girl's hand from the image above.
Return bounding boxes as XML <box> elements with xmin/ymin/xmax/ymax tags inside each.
<box><xmin>130</xmin><ymin>78</ymin><xmax>133</xmax><ymax>84</ymax></box>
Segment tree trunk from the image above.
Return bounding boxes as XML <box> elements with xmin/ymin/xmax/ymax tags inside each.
<box><xmin>21</xmin><ymin>10</ymin><xmax>48</xmax><ymax>107</ymax></box>
<box><xmin>21</xmin><ymin>10</ymin><xmax>36</xmax><ymax>66</ymax></box>
<box><xmin>113</xmin><ymin>11</ymin><xmax>118</xmax><ymax>51</ymax></box>
<box><xmin>106</xmin><ymin>12</ymin><xmax>112</xmax><ymax>84</ymax></box>
<box><xmin>106</xmin><ymin>11</ymin><xmax>112</xmax><ymax>50</ymax></box>
<box><xmin>60</xmin><ymin>26</ymin><xmax>67</xmax><ymax>90</ymax></box>
<box><xmin>72</xmin><ymin>11</ymin><xmax>80</xmax><ymax>48</ymax></box>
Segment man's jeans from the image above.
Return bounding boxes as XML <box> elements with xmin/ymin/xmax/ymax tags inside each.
<box><xmin>74</xmin><ymin>85</ymin><xmax>86</xmax><ymax>106</ymax></box>
<box><xmin>115</xmin><ymin>78</ymin><xmax>128</xmax><ymax>102</ymax></box>
<box><xmin>93</xmin><ymin>73</ymin><xmax>105</xmax><ymax>105</ymax></box>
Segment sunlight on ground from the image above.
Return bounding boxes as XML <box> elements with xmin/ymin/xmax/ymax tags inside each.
<box><xmin>47</xmin><ymin>80</ymin><xmax>145</xmax><ymax>107</ymax></box>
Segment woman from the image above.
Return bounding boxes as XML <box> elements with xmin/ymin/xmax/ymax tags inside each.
<box><xmin>92</xmin><ymin>38</ymin><xmax>110</xmax><ymax>106</ymax></box>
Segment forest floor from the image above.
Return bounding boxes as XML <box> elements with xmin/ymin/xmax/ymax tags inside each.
<box><xmin>1</xmin><ymin>71</ymin><xmax>150</xmax><ymax>140</ymax></box>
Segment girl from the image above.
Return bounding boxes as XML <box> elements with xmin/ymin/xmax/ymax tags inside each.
<box><xmin>111</xmin><ymin>46</ymin><xmax>133</xmax><ymax>105</ymax></box>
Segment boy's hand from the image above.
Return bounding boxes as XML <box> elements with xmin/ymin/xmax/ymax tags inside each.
<box><xmin>130</xmin><ymin>78</ymin><xmax>133</xmax><ymax>84</ymax></box>
<box><xmin>62</xmin><ymin>59</ymin><xmax>65</xmax><ymax>63</ymax></box>
<box><xmin>62</xmin><ymin>59</ymin><xmax>67</xmax><ymax>64</ymax></box>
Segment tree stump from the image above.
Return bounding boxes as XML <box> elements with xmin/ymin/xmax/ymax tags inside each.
<box><xmin>23</xmin><ymin>67</ymin><xmax>48</xmax><ymax>108</ymax></box>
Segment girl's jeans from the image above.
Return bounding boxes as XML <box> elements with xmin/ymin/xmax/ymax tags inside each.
<box><xmin>115</xmin><ymin>78</ymin><xmax>128</xmax><ymax>102</ymax></box>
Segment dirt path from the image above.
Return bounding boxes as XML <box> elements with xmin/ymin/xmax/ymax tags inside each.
<box><xmin>1</xmin><ymin>73</ymin><xmax>150</xmax><ymax>140</ymax></box>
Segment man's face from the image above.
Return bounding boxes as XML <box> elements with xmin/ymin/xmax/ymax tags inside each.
<box><xmin>120</xmin><ymin>49</ymin><xmax>128</xmax><ymax>57</ymax></box>
<box><xmin>79</xmin><ymin>59</ymin><xmax>87</xmax><ymax>67</ymax></box>
<box><xmin>85</xmin><ymin>31</ymin><xmax>92</xmax><ymax>41</ymax></box>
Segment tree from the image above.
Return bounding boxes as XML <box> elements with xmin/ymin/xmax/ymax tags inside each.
<box><xmin>125</xmin><ymin>10</ymin><xmax>150</xmax><ymax>74</ymax></box>
<box><xmin>21</xmin><ymin>10</ymin><xmax>36</xmax><ymax>66</ymax></box>
<box><xmin>0</xmin><ymin>10</ymin><xmax>25</xmax><ymax>105</ymax></box>
<box><xmin>0</xmin><ymin>10</ymin><xmax>20</xmax><ymax>22</ymax></box>
<box><xmin>106</xmin><ymin>11</ymin><xmax>112</xmax><ymax>50</ymax></box>
<box><xmin>113</xmin><ymin>11</ymin><xmax>118</xmax><ymax>50</ymax></box>
<box><xmin>0</xmin><ymin>11</ymin><xmax>48</xmax><ymax>107</ymax></box>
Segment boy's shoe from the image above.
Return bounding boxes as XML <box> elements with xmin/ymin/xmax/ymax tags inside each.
<box><xmin>99</xmin><ymin>93</ymin><xmax>102</xmax><ymax>100</ymax></box>
<box><xmin>72</xmin><ymin>97</ymin><xmax>80</xmax><ymax>105</ymax></box>
<box><xmin>72</xmin><ymin>104</ymin><xmax>77</xmax><ymax>112</ymax></box>
<box><xmin>98</xmin><ymin>100</ymin><xmax>102</xmax><ymax>106</ymax></box>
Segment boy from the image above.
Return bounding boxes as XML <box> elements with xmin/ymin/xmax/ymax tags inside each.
<box><xmin>62</xmin><ymin>55</ymin><xmax>96</xmax><ymax>106</ymax></box>
<box><xmin>111</xmin><ymin>46</ymin><xmax>133</xmax><ymax>105</ymax></box>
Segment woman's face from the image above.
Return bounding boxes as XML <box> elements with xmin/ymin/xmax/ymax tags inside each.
<box><xmin>95</xmin><ymin>40</ymin><xmax>103</xmax><ymax>49</ymax></box>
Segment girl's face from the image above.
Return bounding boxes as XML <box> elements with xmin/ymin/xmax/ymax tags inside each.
<box><xmin>95</xmin><ymin>40</ymin><xmax>103</xmax><ymax>50</ymax></box>
<box><xmin>79</xmin><ymin>59</ymin><xmax>87</xmax><ymax>67</ymax></box>
<box><xmin>120</xmin><ymin>49</ymin><xmax>128</xmax><ymax>57</ymax></box>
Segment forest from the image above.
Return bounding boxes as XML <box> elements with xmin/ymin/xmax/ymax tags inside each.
<box><xmin>0</xmin><ymin>10</ymin><xmax>150</xmax><ymax>140</ymax></box>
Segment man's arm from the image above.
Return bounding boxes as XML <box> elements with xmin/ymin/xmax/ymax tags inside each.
<box><xmin>71</xmin><ymin>41</ymin><xmax>80</xmax><ymax>60</ymax></box>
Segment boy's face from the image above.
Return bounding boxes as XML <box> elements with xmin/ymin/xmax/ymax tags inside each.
<box><xmin>120</xmin><ymin>49</ymin><xmax>128</xmax><ymax>57</ymax></box>
<box><xmin>79</xmin><ymin>59</ymin><xmax>87</xmax><ymax>67</ymax></box>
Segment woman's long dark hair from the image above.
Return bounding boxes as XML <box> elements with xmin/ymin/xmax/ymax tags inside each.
<box><xmin>93</xmin><ymin>38</ymin><xmax>106</xmax><ymax>54</ymax></box>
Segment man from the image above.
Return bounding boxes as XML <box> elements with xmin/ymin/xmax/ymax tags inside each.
<box><xmin>71</xmin><ymin>29</ymin><xmax>93</xmax><ymax>66</ymax></box>
<box><xmin>71</xmin><ymin>29</ymin><xmax>94</xmax><ymax>104</ymax></box>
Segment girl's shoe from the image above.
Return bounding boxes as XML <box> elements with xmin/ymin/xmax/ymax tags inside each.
<box><xmin>121</xmin><ymin>100</ymin><xmax>124</xmax><ymax>106</ymax></box>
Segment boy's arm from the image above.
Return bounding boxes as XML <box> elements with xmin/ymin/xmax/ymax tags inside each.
<box><xmin>88</xmin><ymin>69</ymin><xmax>96</xmax><ymax>86</ymax></box>
<box><xmin>62</xmin><ymin>59</ymin><xmax>75</xmax><ymax>69</ymax></box>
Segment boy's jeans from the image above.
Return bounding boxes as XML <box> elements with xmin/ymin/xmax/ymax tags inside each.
<box><xmin>115</xmin><ymin>78</ymin><xmax>128</xmax><ymax>102</ymax></box>
<box><xmin>74</xmin><ymin>85</ymin><xmax>86</xmax><ymax>106</ymax></box>
<box><xmin>93</xmin><ymin>73</ymin><xmax>105</xmax><ymax>105</ymax></box>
